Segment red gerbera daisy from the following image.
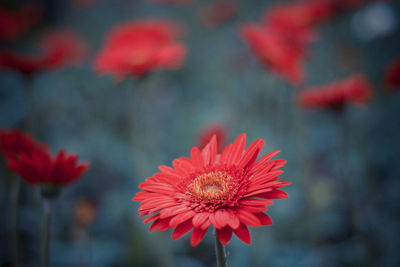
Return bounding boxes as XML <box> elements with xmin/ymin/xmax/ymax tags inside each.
<box><xmin>95</xmin><ymin>19</ymin><xmax>187</xmax><ymax>79</ymax></box>
<box><xmin>297</xmin><ymin>74</ymin><xmax>373</xmax><ymax>109</ymax></box>
<box><xmin>133</xmin><ymin>134</ymin><xmax>290</xmax><ymax>246</ymax></box>
<box><xmin>384</xmin><ymin>56</ymin><xmax>400</xmax><ymax>91</ymax></box>
<box><xmin>7</xmin><ymin>146</ymin><xmax>89</xmax><ymax>187</ymax></box>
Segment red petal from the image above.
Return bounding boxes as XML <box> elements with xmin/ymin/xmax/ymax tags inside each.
<box><xmin>238</xmin><ymin>139</ymin><xmax>265</xmax><ymax>170</ymax></box>
<box><xmin>216</xmin><ymin>226</ymin><xmax>233</xmax><ymax>245</ymax></box>
<box><xmin>226</xmin><ymin>209</ymin><xmax>240</xmax><ymax>229</ymax></box>
<box><xmin>149</xmin><ymin>218</ymin><xmax>172</xmax><ymax>232</ymax></box>
<box><xmin>192</xmin><ymin>212</ymin><xmax>209</xmax><ymax>227</ymax></box>
<box><xmin>171</xmin><ymin>219</ymin><xmax>193</xmax><ymax>240</ymax></box>
<box><xmin>190</xmin><ymin>227</ymin><xmax>208</xmax><ymax>246</ymax></box>
<box><xmin>214</xmin><ymin>209</ymin><xmax>230</xmax><ymax>228</ymax></box>
<box><xmin>257</xmin><ymin>189</ymin><xmax>289</xmax><ymax>199</ymax></box>
<box><xmin>209</xmin><ymin>212</ymin><xmax>224</xmax><ymax>229</ymax></box>
<box><xmin>169</xmin><ymin>210</ymin><xmax>196</xmax><ymax>227</ymax></box>
<box><xmin>236</xmin><ymin>209</ymin><xmax>261</xmax><ymax>227</ymax></box>
<box><xmin>233</xmin><ymin>223</ymin><xmax>251</xmax><ymax>244</ymax></box>
<box><xmin>226</xmin><ymin>134</ymin><xmax>246</xmax><ymax>165</ymax></box>
<box><xmin>249</xmin><ymin>150</ymin><xmax>281</xmax><ymax>174</ymax></box>
<box><xmin>254</xmin><ymin>213</ymin><xmax>273</xmax><ymax>225</ymax></box>
<box><xmin>190</xmin><ymin>147</ymin><xmax>204</xmax><ymax>168</ymax></box>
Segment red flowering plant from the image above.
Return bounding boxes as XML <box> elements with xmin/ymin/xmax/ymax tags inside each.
<box><xmin>8</xmin><ymin>146</ymin><xmax>90</xmax><ymax>197</ymax></box>
<box><xmin>0</xmin><ymin>29</ymin><xmax>88</xmax><ymax>76</ymax></box>
<box><xmin>384</xmin><ymin>56</ymin><xmax>400</xmax><ymax>91</ymax></box>
<box><xmin>95</xmin><ymin>19</ymin><xmax>187</xmax><ymax>80</ymax></box>
<box><xmin>1</xmin><ymin>129</ymin><xmax>89</xmax><ymax>197</ymax></box>
<box><xmin>133</xmin><ymin>134</ymin><xmax>290</xmax><ymax>248</ymax></box>
<box><xmin>297</xmin><ymin>74</ymin><xmax>373</xmax><ymax>110</ymax></box>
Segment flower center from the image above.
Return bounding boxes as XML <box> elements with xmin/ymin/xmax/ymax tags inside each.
<box><xmin>186</xmin><ymin>171</ymin><xmax>237</xmax><ymax>201</ymax></box>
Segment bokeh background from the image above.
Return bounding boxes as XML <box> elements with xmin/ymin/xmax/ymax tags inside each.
<box><xmin>1</xmin><ymin>0</ymin><xmax>400</xmax><ymax>266</ymax></box>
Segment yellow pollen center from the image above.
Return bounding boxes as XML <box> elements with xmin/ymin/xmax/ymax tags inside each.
<box><xmin>187</xmin><ymin>171</ymin><xmax>236</xmax><ymax>201</ymax></box>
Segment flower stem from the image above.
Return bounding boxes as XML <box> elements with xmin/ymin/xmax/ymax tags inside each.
<box><xmin>42</xmin><ymin>198</ymin><xmax>51</xmax><ymax>267</ymax></box>
<box><xmin>9</xmin><ymin>176</ymin><xmax>20</xmax><ymax>267</ymax></box>
<box><xmin>214</xmin><ymin>230</ymin><xmax>227</xmax><ymax>267</ymax></box>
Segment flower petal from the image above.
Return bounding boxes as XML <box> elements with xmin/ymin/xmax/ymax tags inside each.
<box><xmin>217</xmin><ymin>226</ymin><xmax>233</xmax><ymax>245</ymax></box>
<box><xmin>233</xmin><ymin>223</ymin><xmax>251</xmax><ymax>244</ymax></box>
<box><xmin>172</xmin><ymin>219</ymin><xmax>193</xmax><ymax>240</ymax></box>
<box><xmin>191</xmin><ymin>227</ymin><xmax>208</xmax><ymax>246</ymax></box>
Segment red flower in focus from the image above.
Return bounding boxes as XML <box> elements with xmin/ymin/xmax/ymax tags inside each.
<box><xmin>297</xmin><ymin>74</ymin><xmax>373</xmax><ymax>109</ymax></box>
<box><xmin>8</xmin><ymin>146</ymin><xmax>89</xmax><ymax>186</ymax></box>
<box><xmin>0</xmin><ymin>29</ymin><xmax>88</xmax><ymax>76</ymax></box>
<box><xmin>239</xmin><ymin>23</ymin><xmax>305</xmax><ymax>86</ymax></box>
<box><xmin>198</xmin><ymin>0</ymin><xmax>238</xmax><ymax>29</ymax></box>
<box><xmin>133</xmin><ymin>134</ymin><xmax>290</xmax><ymax>246</ymax></box>
<box><xmin>197</xmin><ymin>124</ymin><xmax>226</xmax><ymax>153</ymax></box>
<box><xmin>95</xmin><ymin>19</ymin><xmax>187</xmax><ymax>79</ymax></box>
<box><xmin>384</xmin><ymin>57</ymin><xmax>400</xmax><ymax>91</ymax></box>
<box><xmin>0</xmin><ymin>129</ymin><xmax>47</xmax><ymax>163</ymax></box>
<box><xmin>0</xmin><ymin>3</ymin><xmax>42</xmax><ymax>43</ymax></box>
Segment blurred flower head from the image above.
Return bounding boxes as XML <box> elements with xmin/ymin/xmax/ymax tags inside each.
<box><xmin>297</xmin><ymin>74</ymin><xmax>373</xmax><ymax>109</ymax></box>
<box><xmin>133</xmin><ymin>134</ymin><xmax>290</xmax><ymax>246</ymax></box>
<box><xmin>0</xmin><ymin>3</ymin><xmax>42</xmax><ymax>43</ymax></box>
<box><xmin>239</xmin><ymin>23</ymin><xmax>305</xmax><ymax>86</ymax></box>
<box><xmin>196</xmin><ymin>123</ymin><xmax>227</xmax><ymax>153</ymax></box>
<box><xmin>384</xmin><ymin>56</ymin><xmax>400</xmax><ymax>91</ymax></box>
<box><xmin>0</xmin><ymin>29</ymin><xmax>88</xmax><ymax>76</ymax></box>
<box><xmin>8</xmin><ymin>145</ymin><xmax>89</xmax><ymax>188</ymax></box>
<box><xmin>95</xmin><ymin>19</ymin><xmax>187</xmax><ymax>79</ymax></box>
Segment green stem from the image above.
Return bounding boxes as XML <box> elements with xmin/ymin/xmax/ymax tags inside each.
<box><xmin>214</xmin><ymin>230</ymin><xmax>227</xmax><ymax>267</ymax></box>
<box><xmin>10</xmin><ymin>176</ymin><xmax>20</xmax><ymax>267</ymax></box>
<box><xmin>42</xmin><ymin>198</ymin><xmax>51</xmax><ymax>267</ymax></box>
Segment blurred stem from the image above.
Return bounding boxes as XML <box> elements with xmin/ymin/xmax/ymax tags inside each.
<box><xmin>337</xmin><ymin>110</ymin><xmax>357</xmax><ymax>231</ymax></box>
<box><xmin>214</xmin><ymin>230</ymin><xmax>227</xmax><ymax>267</ymax></box>
<box><xmin>10</xmin><ymin>175</ymin><xmax>20</xmax><ymax>267</ymax></box>
<box><xmin>24</xmin><ymin>76</ymin><xmax>35</xmax><ymax>135</ymax></box>
<box><xmin>42</xmin><ymin>198</ymin><xmax>51</xmax><ymax>267</ymax></box>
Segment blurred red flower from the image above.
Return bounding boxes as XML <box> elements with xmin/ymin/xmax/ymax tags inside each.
<box><xmin>239</xmin><ymin>23</ymin><xmax>305</xmax><ymax>86</ymax></box>
<box><xmin>95</xmin><ymin>19</ymin><xmax>187</xmax><ymax>79</ymax></box>
<box><xmin>198</xmin><ymin>0</ymin><xmax>238</xmax><ymax>29</ymax></box>
<box><xmin>297</xmin><ymin>74</ymin><xmax>373</xmax><ymax>109</ymax></box>
<box><xmin>0</xmin><ymin>129</ymin><xmax>47</xmax><ymax>163</ymax></box>
<box><xmin>197</xmin><ymin>124</ymin><xmax>226</xmax><ymax>153</ymax></box>
<box><xmin>384</xmin><ymin>57</ymin><xmax>400</xmax><ymax>91</ymax></box>
<box><xmin>0</xmin><ymin>30</ymin><xmax>88</xmax><ymax>76</ymax></box>
<box><xmin>133</xmin><ymin>134</ymin><xmax>290</xmax><ymax>246</ymax></box>
<box><xmin>0</xmin><ymin>3</ymin><xmax>42</xmax><ymax>43</ymax></box>
<box><xmin>7</xmin><ymin>145</ymin><xmax>89</xmax><ymax>186</ymax></box>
